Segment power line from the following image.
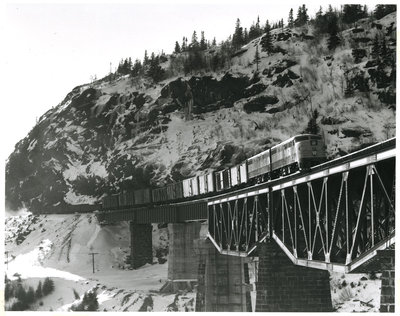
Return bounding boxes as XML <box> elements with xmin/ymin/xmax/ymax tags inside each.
<box><xmin>88</xmin><ymin>252</ymin><xmax>99</xmax><ymax>274</ymax></box>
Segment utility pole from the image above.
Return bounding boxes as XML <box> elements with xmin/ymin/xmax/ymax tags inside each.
<box><xmin>5</xmin><ymin>250</ymin><xmax>10</xmax><ymax>270</ymax></box>
<box><xmin>88</xmin><ymin>252</ymin><xmax>99</xmax><ymax>274</ymax></box>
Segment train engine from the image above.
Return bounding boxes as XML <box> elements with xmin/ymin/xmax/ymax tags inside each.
<box><xmin>247</xmin><ymin>134</ymin><xmax>326</xmax><ymax>182</ymax></box>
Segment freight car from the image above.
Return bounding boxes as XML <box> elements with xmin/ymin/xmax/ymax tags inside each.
<box><xmin>102</xmin><ymin>134</ymin><xmax>326</xmax><ymax>209</ymax></box>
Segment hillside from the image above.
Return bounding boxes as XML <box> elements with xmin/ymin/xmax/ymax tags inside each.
<box><xmin>5</xmin><ymin>12</ymin><xmax>396</xmax><ymax>214</ymax></box>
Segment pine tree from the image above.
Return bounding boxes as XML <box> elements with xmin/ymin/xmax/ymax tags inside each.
<box><xmin>342</xmin><ymin>5</ymin><xmax>364</xmax><ymax>24</ymax></box>
<box><xmin>174</xmin><ymin>41</ymin><xmax>181</xmax><ymax>54</ymax></box>
<box><xmin>256</xmin><ymin>16</ymin><xmax>261</xmax><ymax>31</ymax></box>
<box><xmin>200</xmin><ymin>31</ymin><xmax>207</xmax><ymax>50</ymax></box>
<box><xmin>143</xmin><ymin>50</ymin><xmax>149</xmax><ymax>65</ymax></box>
<box><xmin>327</xmin><ymin>14</ymin><xmax>340</xmax><ymax>50</ymax></box>
<box><xmin>42</xmin><ymin>277</ymin><xmax>55</xmax><ymax>296</ymax></box>
<box><xmin>212</xmin><ymin>37</ymin><xmax>217</xmax><ymax>46</ymax></box>
<box><xmin>191</xmin><ymin>31</ymin><xmax>199</xmax><ymax>50</ymax></box>
<box><xmin>181</xmin><ymin>37</ymin><xmax>187</xmax><ymax>52</ymax></box>
<box><xmin>301</xmin><ymin>4</ymin><xmax>309</xmax><ymax>24</ymax></box>
<box><xmin>35</xmin><ymin>281</ymin><xmax>43</xmax><ymax>299</ymax></box>
<box><xmin>261</xmin><ymin>21</ymin><xmax>273</xmax><ymax>54</ymax></box>
<box><xmin>288</xmin><ymin>8</ymin><xmax>294</xmax><ymax>28</ymax></box>
<box><xmin>232</xmin><ymin>18</ymin><xmax>244</xmax><ymax>49</ymax></box>
<box><xmin>253</xmin><ymin>45</ymin><xmax>260</xmax><ymax>72</ymax></box>
<box><xmin>244</xmin><ymin>28</ymin><xmax>249</xmax><ymax>43</ymax></box>
<box><xmin>26</xmin><ymin>286</ymin><xmax>35</xmax><ymax>305</ymax></box>
<box><xmin>131</xmin><ymin>59</ymin><xmax>142</xmax><ymax>76</ymax></box>
<box><xmin>295</xmin><ymin>6</ymin><xmax>303</xmax><ymax>27</ymax></box>
<box><xmin>371</xmin><ymin>34</ymin><xmax>380</xmax><ymax>60</ymax></box>
<box><xmin>147</xmin><ymin>54</ymin><xmax>165</xmax><ymax>82</ymax></box>
<box><xmin>305</xmin><ymin>110</ymin><xmax>320</xmax><ymax>134</ymax></box>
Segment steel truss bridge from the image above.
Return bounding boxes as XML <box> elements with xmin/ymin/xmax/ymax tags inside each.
<box><xmin>207</xmin><ymin>138</ymin><xmax>396</xmax><ymax>273</ymax></box>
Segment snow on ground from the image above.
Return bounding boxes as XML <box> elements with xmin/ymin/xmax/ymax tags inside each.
<box><xmin>330</xmin><ymin>272</ymin><xmax>382</xmax><ymax>312</ymax></box>
<box><xmin>4</xmin><ymin>213</ymin><xmax>183</xmax><ymax>311</ymax></box>
<box><xmin>5</xmin><ymin>212</ymin><xmax>383</xmax><ymax>312</ymax></box>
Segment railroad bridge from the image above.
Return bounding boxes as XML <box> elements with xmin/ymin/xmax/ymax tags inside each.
<box><xmin>97</xmin><ymin>138</ymin><xmax>396</xmax><ymax>312</ymax></box>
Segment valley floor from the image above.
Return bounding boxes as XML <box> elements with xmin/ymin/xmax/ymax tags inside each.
<box><xmin>4</xmin><ymin>212</ymin><xmax>381</xmax><ymax>312</ymax></box>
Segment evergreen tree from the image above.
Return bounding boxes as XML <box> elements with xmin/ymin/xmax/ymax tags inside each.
<box><xmin>191</xmin><ymin>31</ymin><xmax>199</xmax><ymax>50</ymax></box>
<box><xmin>131</xmin><ymin>59</ymin><xmax>142</xmax><ymax>76</ymax></box>
<box><xmin>72</xmin><ymin>290</ymin><xmax>99</xmax><ymax>311</ymax></box>
<box><xmin>373</xmin><ymin>4</ymin><xmax>395</xmax><ymax>19</ymax></box>
<box><xmin>304</xmin><ymin>110</ymin><xmax>320</xmax><ymax>134</ymax></box>
<box><xmin>35</xmin><ymin>281</ymin><xmax>43</xmax><ymax>299</ymax></box>
<box><xmin>371</xmin><ymin>34</ymin><xmax>380</xmax><ymax>60</ymax></box>
<box><xmin>15</xmin><ymin>284</ymin><xmax>27</xmax><ymax>302</ymax></box>
<box><xmin>212</xmin><ymin>37</ymin><xmax>217</xmax><ymax>46</ymax></box>
<box><xmin>26</xmin><ymin>286</ymin><xmax>35</xmax><ymax>305</ymax></box>
<box><xmin>342</xmin><ymin>5</ymin><xmax>365</xmax><ymax>24</ymax></box>
<box><xmin>244</xmin><ymin>28</ymin><xmax>249</xmax><ymax>43</ymax></box>
<box><xmin>327</xmin><ymin>13</ymin><xmax>340</xmax><ymax>50</ymax></box>
<box><xmin>288</xmin><ymin>8</ymin><xmax>294</xmax><ymax>28</ymax></box>
<box><xmin>42</xmin><ymin>277</ymin><xmax>55</xmax><ymax>296</ymax></box>
<box><xmin>232</xmin><ymin>18</ymin><xmax>244</xmax><ymax>49</ymax></box>
<box><xmin>174</xmin><ymin>41</ymin><xmax>181</xmax><ymax>54</ymax></box>
<box><xmin>147</xmin><ymin>53</ymin><xmax>165</xmax><ymax>82</ymax></box>
<box><xmin>200</xmin><ymin>31</ymin><xmax>207</xmax><ymax>50</ymax></box>
<box><xmin>143</xmin><ymin>50</ymin><xmax>149</xmax><ymax>65</ymax></box>
<box><xmin>181</xmin><ymin>37</ymin><xmax>187</xmax><ymax>52</ymax></box>
<box><xmin>256</xmin><ymin>15</ymin><xmax>261</xmax><ymax>31</ymax></box>
<box><xmin>301</xmin><ymin>4</ymin><xmax>309</xmax><ymax>24</ymax></box>
<box><xmin>261</xmin><ymin>21</ymin><xmax>273</xmax><ymax>54</ymax></box>
<box><xmin>5</xmin><ymin>283</ymin><xmax>13</xmax><ymax>301</ymax></box>
<box><xmin>253</xmin><ymin>45</ymin><xmax>260</xmax><ymax>72</ymax></box>
<box><xmin>295</xmin><ymin>6</ymin><xmax>303</xmax><ymax>26</ymax></box>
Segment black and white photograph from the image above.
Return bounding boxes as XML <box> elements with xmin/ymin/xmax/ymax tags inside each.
<box><xmin>2</xmin><ymin>0</ymin><xmax>397</xmax><ymax>312</ymax></box>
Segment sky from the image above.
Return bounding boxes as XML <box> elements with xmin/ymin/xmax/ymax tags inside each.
<box><xmin>0</xmin><ymin>0</ymin><xmax>388</xmax><ymax>161</ymax></box>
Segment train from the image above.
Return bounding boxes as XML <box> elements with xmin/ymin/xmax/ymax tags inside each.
<box><xmin>102</xmin><ymin>134</ymin><xmax>326</xmax><ymax>209</ymax></box>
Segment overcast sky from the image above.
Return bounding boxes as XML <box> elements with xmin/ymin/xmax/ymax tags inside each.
<box><xmin>1</xmin><ymin>0</ymin><xmax>385</xmax><ymax>160</ymax></box>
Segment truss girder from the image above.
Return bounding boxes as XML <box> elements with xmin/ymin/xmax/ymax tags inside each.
<box><xmin>208</xmin><ymin>157</ymin><xmax>395</xmax><ymax>272</ymax></box>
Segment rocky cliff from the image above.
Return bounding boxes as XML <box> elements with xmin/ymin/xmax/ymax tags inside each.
<box><xmin>6</xmin><ymin>12</ymin><xmax>396</xmax><ymax>213</ymax></box>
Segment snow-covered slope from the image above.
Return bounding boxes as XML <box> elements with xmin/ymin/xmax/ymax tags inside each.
<box><xmin>4</xmin><ymin>213</ymin><xmax>197</xmax><ymax>312</ymax></box>
<box><xmin>5</xmin><ymin>13</ymin><xmax>396</xmax><ymax>213</ymax></box>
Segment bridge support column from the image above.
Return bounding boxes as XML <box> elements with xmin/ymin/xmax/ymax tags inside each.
<box><xmin>164</xmin><ymin>222</ymin><xmax>201</xmax><ymax>292</ymax></box>
<box><xmin>256</xmin><ymin>240</ymin><xmax>332</xmax><ymax>312</ymax></box>
<box><xmin>130</xmin><ymin>222</ymin><xmax>153</xmax><ymax>269</ymax></box>
<box><xmin>379</xmin><ymin>250</ymin><xmax>395</xmax><ymax>313</ymax></box>
<box><xmin>194</xmin><ymin>239</ymin><xmax>252</xmax><ymax>312</ymax></box>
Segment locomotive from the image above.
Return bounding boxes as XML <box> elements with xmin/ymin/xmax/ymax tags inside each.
<box><xmin>102</xmin><ymin>134</ymin><xmax>326</xmax><ymax>209</ymax></box>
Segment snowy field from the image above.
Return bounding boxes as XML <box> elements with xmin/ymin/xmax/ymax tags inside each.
<box><xmin>5</xmin><ymin>212</ymin><xmax>382</xmax><ymax>312</ymax></box>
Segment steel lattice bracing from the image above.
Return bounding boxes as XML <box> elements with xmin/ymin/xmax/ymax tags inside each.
<box><xmin>207</xmin><ymin>139</ymin><xmax>395</xmax><ymax>272</ymax></box>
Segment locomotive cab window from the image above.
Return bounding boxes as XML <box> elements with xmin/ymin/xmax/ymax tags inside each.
<box><xmin>295</xmin><ymin>135</ymin><xmax>309</xmax><ymax>142</ymax></box>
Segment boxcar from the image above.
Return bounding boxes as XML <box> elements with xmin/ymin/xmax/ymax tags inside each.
<box><xmin>230</xmin><ymin>161</ymin><xmax>248</xmax><ymax>187</ymax></box>
<box><xmin>102</xmin><ymin>194</ymin><xmax>120</xmax><ymax>209</ymax></box>
<box><xmin>152</xmin><ymin>186</ymin><xmax>169</xmax><ymax>203</ymax></box>
<box><xmin>247</xmin><ymin>150</ymin><xmax>271</xmax><ymax>180</ymax></box>
<box><xmin>198</xmin><ymin>172</ymin><xmax>215</xmax><ymax>194</ymax></box>
<box><xmin>134</xmin><ymin>188</ymin><xmax>152</xmax><ymax>205</ymax></box>
<box><xmin>118</xmin><ymin>191</ymin><xmax>135</xmax><ymax>207</ymax></box>
<box><xmin>183</xmin><ymin>176</ymin><xmax>199</xmax><ymax>197</ymax></box>
<box><xmin>215</xmin><ymin>169</ymin><xmax>231</xmax><ymax>191</ymax></box>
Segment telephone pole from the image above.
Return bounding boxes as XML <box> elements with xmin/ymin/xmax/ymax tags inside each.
<box><xmin>5</xmin><ymin>250</ymin><xmax>10</xmax><ymax>270</ymax></box>
<box><xmin>88</xmin><ymin>252</ymin><xmax>99</xmax><ymax>274</ymax></box>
